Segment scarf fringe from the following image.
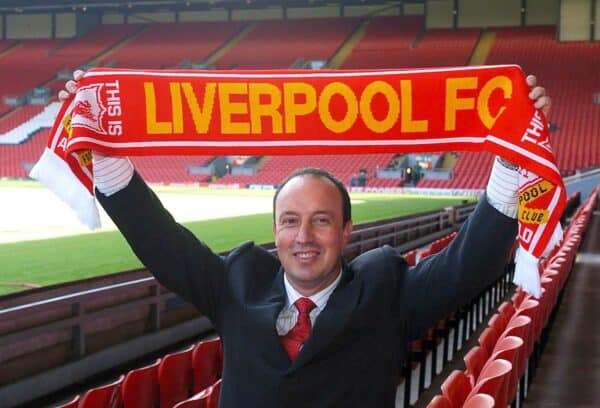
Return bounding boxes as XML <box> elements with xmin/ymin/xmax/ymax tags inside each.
<box><xmin>29</xmin><ymin>148</ymin><xmax>101</xmax><ymax>230</ymax></box>
<box><xmin>513</xmin><ymin>246</ymin><xmax>542</xmax><ymax>299</ymax></box>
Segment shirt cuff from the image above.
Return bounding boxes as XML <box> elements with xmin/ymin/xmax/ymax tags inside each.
<box><xmin>486</xmin><ymin>157</ymin><xmax>519</xmax><ymax>219</ymax></box>
<box><xmin>93</xmin><ymin>152</ymin><xmax>134</xmax><ymax>196</ymax></box>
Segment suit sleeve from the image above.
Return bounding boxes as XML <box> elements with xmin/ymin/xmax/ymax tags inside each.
<box><xmin>399</xmin><ymin>196</ymin><xmax>517</xmax><ymax>340</ymax></box>
<box><xmin>96</xmin><ymin>171</ymin><xmax>226</xmax><ymax>324</ymax></box>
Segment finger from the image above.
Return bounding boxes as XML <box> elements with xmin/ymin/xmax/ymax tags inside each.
<box><xmin>66</xmin><ymin>80</ymin><xmax>77</xmax><ymax>94</ymax></box>
<box><xmin>534</xmin><ymin>96</ymin><xmax>551</xmax><ymax>114</ymax></box>
<box><xmin>58</xmin><ymin>90</ymin><xmax>70</xmax><ymax>102</ymax></box>
<box><xmin>526</xmin><ymin>75</ymin><xmax>537</xmax><ymax>88</ymax></box>
<box><xmin>528</xmin><ymin>86</ymin><xmax>545</xmax><ymax>100</ymax></box>
<box><xmin>73</xmin><ymin>70</ymin><xmax>84</xmax><ymax>81</ymax></box>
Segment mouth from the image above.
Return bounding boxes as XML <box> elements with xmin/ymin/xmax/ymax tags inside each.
<box><xmin>293</xmin><ymin>250</ymin><xmax>320</xmax><ymax>261</ymax></box>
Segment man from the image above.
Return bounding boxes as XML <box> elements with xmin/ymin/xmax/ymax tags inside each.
<box><xmin>60</xmin><ymin>73</ymin><xmax>549</xmax><ymax>407</ymax></box>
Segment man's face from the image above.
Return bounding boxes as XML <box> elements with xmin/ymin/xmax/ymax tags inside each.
<box><xmin>273</xmin><ymin>175</ymin><xmax>352</xmax><ymax>296</ymax></box>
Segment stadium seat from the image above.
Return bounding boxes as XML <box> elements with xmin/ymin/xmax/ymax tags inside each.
<box><xmin>158</xmin><ymin>344</ymin><xmax>194</xmax><ymax>408</ymax></box>
<box><xmin>56</xmin><ymin>394</ymin><xmax>80</xmax><ymax>408</ymax></box>
<box><xmin>467</xmin><ymin>359</ymin><xmax>512</xmax><ymax>407</ymax></box>
<box><xmin>173</xmin><ymin>379</ymin><xmax>222</xmax><ymax>408</ymax></box>
<box><xmin>426</xmin><ymin>394</ymin><xmax>453</xmax><ymax>408</ymax></box>
<box><xmin>207</xmin><ymin>379</ymin><xmax>222</xmax><ymax>408</ymax></box>
<box><xmin>463</xmin><ymin>393</ymin><xmax>495</xmax><ymax>408</ymax></box>
<box><xmin>440</xmin><ymin>370</ymin><xmax>472</xmax><ymax>407</ymax></box>
<box><xmin>463</xmin><ymin>346</ymin><xmax>489</xmax><ymax>386</ymax></box>
<box><xmin>484</xmin><ymin>336</ymin><xmax>524</xmax><ymax>405</ymax></box>
<box><xmin>172</xmin><ymin>391</ymin><xmax>208</xmax><ymax>408</ymax></box>
<box><xmin>121</xmin><ymin>359</ymin><xmax>160</xmax><ymax>408</ymax></box>
<box><xmin>192</xmin><ymin>338</ymin><xmax>223</xmax><ymax>393</ymax></box>
<box><xmin>478</xmin><ymin>327</ymin><xmax>500</xmax><ymax>357</ymax></box>
<box><xmin>79</xmin><ymin>375</ymin><xmax>124</xmax><ymax>408</ymax></box>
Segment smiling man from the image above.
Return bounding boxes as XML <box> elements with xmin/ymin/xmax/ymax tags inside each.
<box><xmin>59</xmin><ymin>73</ymin><xmax>550</xmax><ymax>407</ymax></box>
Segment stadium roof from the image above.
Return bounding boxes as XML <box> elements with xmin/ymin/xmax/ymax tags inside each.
<box><xmin>0</xmin><ymin>0</ymin><xmax>424</xmax><ymax>14</ymax></box>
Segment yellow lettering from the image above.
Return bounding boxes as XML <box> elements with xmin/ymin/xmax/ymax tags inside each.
<box><xmin>477</xmin><ymin>75</ymin><xmax>513</xmax><ymax>130</ymax></box>
<box><xmin>283</xmin><ymin>82</ymin><xmax>317</xmax><ymax>133</ymax></box>
<box><xmin>170</xmin><ymin>82</ymin><xmax>183</xmax><ymax>134</ymax></box>
<box><xmin>400</xmin><ymin>80</ymin><xmax>428</xmax><ymax>133</ymax></box>
<box><xmin>144</xmin><ymin>82</ymin><xmax>172</xmax><ymax>134</ymax></box>
<box><xmin>319</xmin><ymin>82</ymin><xmax>358</xmax><ymax>133</ymax></box>
<box><xmin>445</xmin><ymin>77</ymin><xmax>477</xmax><ymax>131</ymax></box>
<box><xmin>249</xmin><ymin>83</ymin><xmax>283</xmax><ymax>134</ymax></box>
<box><xmin>181</xmin><ymin>82</ymin><xmax>215</xmax><ymax>134</ymax></box>
<box><xmin>219</xmin><ymin>83</ymin><xmax>249</xmax><ymax>134</ymax></box>
<box><xmin>360</xmin><ymin>81</ymin><xmax>399</xmax><ymax>133</ymax></box>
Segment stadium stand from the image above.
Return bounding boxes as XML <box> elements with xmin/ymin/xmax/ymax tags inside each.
<box><xmin>485</xmin><ymin>26</ymin><xmax>600</xmax><ymax>176</ymax></box>
<box><xmin>98</xmin><ymin>21</ymin><xmax>245</xmax><ymax>69</ymax></box>
<box><xmin>0</xmin><ymin>128</ymin><xmax>49</xmax><ymax>178</ymax></box>
<box><xmin>216</xmin><ymin>17</ymin><xmax>361</xmax><ymax>69</ymax></box>
<box><xmin>218</xmin><ymin>153</ymin><xmax>397</xmax><ymax>186</ymax></box>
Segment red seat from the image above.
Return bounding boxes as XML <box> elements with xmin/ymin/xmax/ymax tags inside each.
<box><xmin>159</xmin><ymin>345</ymin><xmax>194</xmax><ymax>408</ymax></box>
<box><xmin>463</xmin><ymin>346</ymin><xmax>489</xmax><ymax>386</ymax></box>
<box><xmin>192</xmin><ymin>338</ymin><xmax>223</xmax><ymax>393</ymax></box>
<box><xmin>56</xmin><ymin>395</ymin><xmax>80</xmax><ymax>408</ymax></box>
<box><xmin>426</xmin><ymin>394</ymin><xmax>453</xmax><ymax>408</ymax></box>
<box><xmin>122</xmin><ymin>359</ymin><xmax>160</xmax><ymax>408</ymax></box>
<box><xmin>501</xmin><ymin>315</ymin><xmax>532</xmax><ymax>342</ymax></box>
<box><xmin>207</xmin><ymin>379</ymin><xmax>222</xmax><ymax>408</ymax></box>
<box><xmin>515</xmin><ymin>299</ymin><xmax>540</xmax><ymax>355</ymax></box>
<box><xmin>173</xmin><ymin>379</ymin><xmax>222</xmax><ymax>408</ymax></box>
<box><xmin>172</xmin><ymin>392</ymin><xmax>208</xmax><ymax>408</ymax></box>
<box><xmin>440</xmin><ymin>370</ymin><xmax>472</xmax><ymax>407</ymax></box>
<box><xmin>484</xmin><ymin>336</ymin><xmax>524</xmax><ymax>405</ymax></box>
<box><xmin>468</xmin><ymin>359</ymin><xmax>512</xmax><ymax>407</ymax></box>
<box><xmin>478</xmin><ymin>327</ymin><xmax>500</xmax><ymax>356</ymax></box>
<box><xmin>79</xmin><ymin>375</ymin><xmax>124</xmax><ymax>408</ymax></box>
<box><xmin>463</xmin><ymin>393</ymin><xmax>495</xmax><ymax>408</ymax></box>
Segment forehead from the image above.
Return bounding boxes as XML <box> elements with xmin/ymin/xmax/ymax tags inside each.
<box><xmin>275</xmin><ymin>175</ymin><xmax>342</xmax><ymax>214</ymax></box>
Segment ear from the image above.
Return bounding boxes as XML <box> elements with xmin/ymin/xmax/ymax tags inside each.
<box><xmin>342</xmin><ymin>220</ymin><xmax>353</xmax><ymax>246</ymax></box>
<box><xmin>272</xmin><ymin>221</ymin><xmax>277</xmax><ymax>240</ymax></box>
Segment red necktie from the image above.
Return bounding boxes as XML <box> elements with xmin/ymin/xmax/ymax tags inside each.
<box><xmin>280</xmin><ymin>297</ymin><xmax>317</xmax><ymax>360</ymax></box>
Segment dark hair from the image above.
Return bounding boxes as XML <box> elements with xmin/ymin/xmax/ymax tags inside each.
<box><xmin>272</xmin><ymin>167</ymin><xmax>352</xmax><ymax>225</ymax></box>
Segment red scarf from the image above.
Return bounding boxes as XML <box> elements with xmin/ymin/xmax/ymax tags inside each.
<box><xmin>30</xmin><ymin>65</ymin><xmax>564</xmax><ymax>297</ymax></box>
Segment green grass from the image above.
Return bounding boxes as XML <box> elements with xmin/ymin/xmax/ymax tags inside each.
<box><xmin>0</xmin><ymin>193</ymin><xmax>475</xmax><ymax>295</ymax></box>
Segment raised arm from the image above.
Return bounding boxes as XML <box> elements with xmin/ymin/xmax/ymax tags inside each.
<box><xmin>60</xmin><ymin>72</ymin><xmax>226</xmax><ymax>323</ymax></box>
<box><xmin>399</xmin><ymin>75</ymin><xmax>551</xmax><ymax>339</ymax></box>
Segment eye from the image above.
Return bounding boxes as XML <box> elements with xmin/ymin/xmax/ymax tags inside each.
<box><xmin>314</xmin><ymin>216</ymin><xmax>332</xmax><ymax>226</ymax></box>
<box><xmin>280</xmin><ymin>217</ymin><xmax>299</xmax><ymax>227</ymax></box>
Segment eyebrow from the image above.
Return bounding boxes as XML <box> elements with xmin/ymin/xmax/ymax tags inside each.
<box><xmin>278</xmin><ymin>210</ymin><xmax>335</xmax><ymax>220</ymax></box>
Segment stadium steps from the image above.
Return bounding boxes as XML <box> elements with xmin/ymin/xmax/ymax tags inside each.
<box><xmin>0</xmin><ymin>40</ymin><xmax>20</xmax><ymax>60</ymax></box>
<box><xmin>523</xmin><ymin>199</ymin><xmax>600</xmax><ymax>406</ymax></box>
<box><xmin>326</xmin><ymin>19</ymin><xmax>370</xmax><ymax>69</ymax></box>
<box><xmin>88</xmin><ymin>24</ymin><xmax>148</xmax><ymax>66</ymax></box>
<box><xmin>467</xmin><ymin>29</ymin><xmax>496</xmax><ymax>66</ymax></box>
<box><xmin>203</xmin><ymin>23</ymin><xmax>256</xmax><ymax>67</ymax></box>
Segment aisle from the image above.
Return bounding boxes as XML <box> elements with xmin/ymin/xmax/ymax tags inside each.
<box><xmin>524</xmin><ymin>203</ymin><xmax>600</xmax><ymax>407</ymax></box>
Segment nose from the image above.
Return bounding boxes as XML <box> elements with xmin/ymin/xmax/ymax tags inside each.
<box><xmin>295</xmin><ymin>219</ymin><xmax>314</xmax><ymax>243</ymax></box>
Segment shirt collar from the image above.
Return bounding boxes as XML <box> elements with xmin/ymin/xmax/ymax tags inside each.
<box><xmin>283</xmin><ymin>269</ymin><xmax>343</xmax><ymax>312</ymax></box>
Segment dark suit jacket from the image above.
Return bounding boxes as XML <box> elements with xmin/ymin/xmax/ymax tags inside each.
<box><xmin>98</xmin><ymin>172</ymin><xmax>517</xmax><ymax>407</ymax></box>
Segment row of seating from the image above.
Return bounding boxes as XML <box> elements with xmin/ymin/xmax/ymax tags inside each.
<box><xmin>398</xmin><ymin>229</ymin><xmax>514</xmax><ymax>406</ymax></box>
<box><xmin>57</xmin><ymin>337</ymin><xmax>223</xmax><ymax>408</ymax></box>
<box><xmin>428</xmin><ymin>186</ymin><xmax>599</xmax><ymax>407</ymax></box>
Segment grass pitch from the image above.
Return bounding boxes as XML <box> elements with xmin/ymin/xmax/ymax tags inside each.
<box><xmin>0</xmin><ymin>185</ymin><xmax>475</xmax><ymax>296</ymax></box>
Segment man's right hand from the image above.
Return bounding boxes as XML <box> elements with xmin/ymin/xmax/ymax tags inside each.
<box><xmin>58</xmin><ymin>70</ymin><xmax>134</xmax><ymax>196</ymax></box>
<box><xmin>58</xmin><ymin>69</ymin><xmax>84</xmax><ymax>102</ymax></box>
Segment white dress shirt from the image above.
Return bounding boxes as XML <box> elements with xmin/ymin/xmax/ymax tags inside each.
<box><xmin>276</xmin><ymin>271</ymin><xmax>343</xmax><ymax>336</ymax></box>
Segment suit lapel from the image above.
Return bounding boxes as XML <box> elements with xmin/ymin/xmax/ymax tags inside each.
<box><xmin>252</xmin><ymin>267</ymin><xmax>290</xmax><ymax>368</ymax></box>
<box><xmin>288</xmin><ymin>262</ymin><xmax>361</xmax><ymax>372</ymax></box>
